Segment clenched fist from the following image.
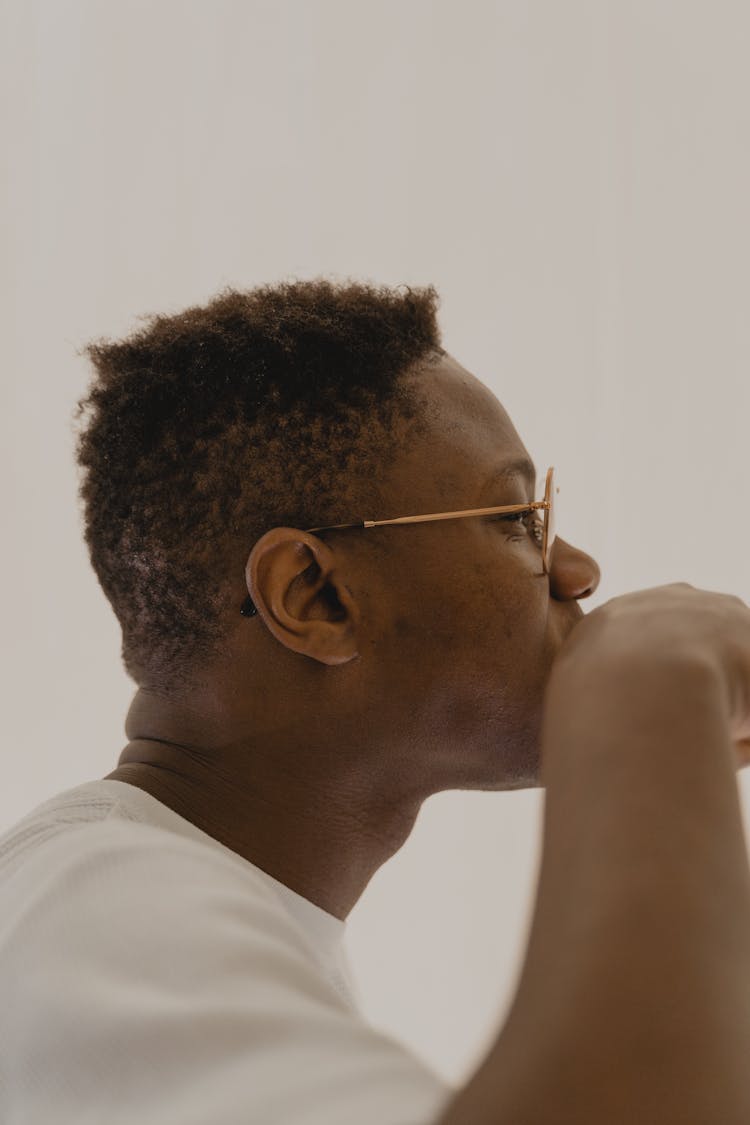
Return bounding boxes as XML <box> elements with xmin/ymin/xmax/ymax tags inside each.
<box><xmin>556</xmin><ymin>582</ymin><xmax>750</xmax><ymax>767</ymax></box>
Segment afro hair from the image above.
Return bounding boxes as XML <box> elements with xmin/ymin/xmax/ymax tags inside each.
<box><xmin>73</xmin><ymin>277</ymin><xmax>444</xmax><ymax>693</ymax></box>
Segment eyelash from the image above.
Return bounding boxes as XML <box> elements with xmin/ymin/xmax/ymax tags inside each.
<box><xmin>495</xmin><ymin>510</ymin><xmax>544</xmax><ymax>545</ymax></box>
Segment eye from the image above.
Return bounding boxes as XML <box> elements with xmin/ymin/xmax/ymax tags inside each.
<box><xmin>494</xmin><ymin>510</ymin><xmax>544</xmax><ymax>546</ymax></box>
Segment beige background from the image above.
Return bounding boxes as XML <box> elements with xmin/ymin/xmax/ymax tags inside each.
<box><xmin>2</xmin><ymin>0</ymin><xmax>749</xmax><ymax>1086</ymax></box>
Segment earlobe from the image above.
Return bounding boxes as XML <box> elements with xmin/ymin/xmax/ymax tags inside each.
<box><xmin>245</xmin><ymin>528</ymin><xmax>360</xmax><ymax>665</ymax></box>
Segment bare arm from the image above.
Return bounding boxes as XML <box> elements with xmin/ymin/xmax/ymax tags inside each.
<box><xmin>437</xmin><ymin>648</ymin><xmax>750</xmax><ymax>1125</ymax></box>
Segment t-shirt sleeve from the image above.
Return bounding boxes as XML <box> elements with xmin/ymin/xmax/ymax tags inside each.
<box><xmin>1</xmin><ymin>819</ymin><xmax>456</xmax><ymax>1125</ymax></box>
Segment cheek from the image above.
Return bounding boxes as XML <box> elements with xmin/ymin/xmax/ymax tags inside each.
<box><xmin>447</xmin><ymin>563</ymin><xmax>555</xmax><ymax>712</ymax></box>
<box><xmin>387</xmin><ymin>585</ymin><xmax>531</xmax><ymax>722</ymax></box>
<box><xmin>373</xmin><ymin>533</ymin><xmax>549</xmax><ymax>671</ymax></box>
<box><xmin>368</xmin><ymin>553</ymin><xmax>555</xmax><ymax>763</ymax></box>
<box><xmin>459</xmin><ymin>554</ymin><xmax>542</xmax><ymax>645</ymax></box>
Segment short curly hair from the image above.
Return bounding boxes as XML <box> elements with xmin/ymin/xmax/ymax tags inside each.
<box><xmin>73</xmin><ymin>278</ymin><xmax>445</xmax><ymax>693</ymax></box>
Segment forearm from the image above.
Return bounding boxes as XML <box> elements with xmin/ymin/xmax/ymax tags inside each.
<box><xmin>439</xmin><ymin>653</ymin><xmax>750</xmax><ymax>1125</ymax></box>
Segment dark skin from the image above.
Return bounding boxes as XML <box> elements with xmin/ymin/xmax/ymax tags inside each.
<box><xmin>104</xmin><ymin>353</ymin><xmax>601</xmax><ymax>920</ymax></box>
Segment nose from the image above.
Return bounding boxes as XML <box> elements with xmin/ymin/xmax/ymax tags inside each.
<box><xmin>548</xmin><ymin>536</ymin><xmax>601</xmax><ymax>600</ymax></box>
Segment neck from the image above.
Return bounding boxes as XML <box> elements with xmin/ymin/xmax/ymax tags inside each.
<box><xmin>104</xmin><ymin>687</ymin><xmax>425</xmax><ymax>920</ymax></box>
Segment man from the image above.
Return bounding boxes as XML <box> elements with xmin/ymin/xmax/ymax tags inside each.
<box><xmin>1</xmin><ymin>279</ymin><xmax>748</xmax><ymax>1123</ymax></box>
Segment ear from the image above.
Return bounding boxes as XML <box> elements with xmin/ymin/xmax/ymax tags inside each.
<box><xmin>245</xmin><ymin>528</ymin><xmax>360</xmax><ymax>666</ymax></box>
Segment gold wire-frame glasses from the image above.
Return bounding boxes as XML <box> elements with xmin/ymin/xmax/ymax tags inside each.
<box><xmin>240</xmin><ymin>466</ymin><xmax>558</xmax><ymax>617</ymax></box>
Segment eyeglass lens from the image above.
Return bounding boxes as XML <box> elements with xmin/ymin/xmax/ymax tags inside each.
<box><xmin>543</xmin><ymin>467</ymin><xmax>557</xmax><ymax>573</ymax></box>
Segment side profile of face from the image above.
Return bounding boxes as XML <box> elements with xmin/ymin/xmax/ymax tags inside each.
<box><xmin>245</xmin><ymin>351</ymin><xmax>600</xmax><ymax>793</ymax></box>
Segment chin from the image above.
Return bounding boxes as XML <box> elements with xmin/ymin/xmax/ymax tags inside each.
<box><xmin>445</xmin><ymin>735</ymin><xmax>544</xmax><ymax>792</ymax></box>
<box><xmin>481</xmin><ymin>759</ymin><xmax>544</xmax><ymax>792</ymax></box>
<box><xmin>481</xmin><ymin>706</ymin><xmax>546</xmax><ymax>790</ymax></box>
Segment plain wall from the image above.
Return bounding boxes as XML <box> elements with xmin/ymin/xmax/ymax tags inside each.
<box><xmin>2</xmin><ymin>0</ymin><xmax>749</xmax><ymax>1087</ymax></box>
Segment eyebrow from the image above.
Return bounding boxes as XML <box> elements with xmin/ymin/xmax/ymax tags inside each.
<box><xmin>485</xmin><ymin>456</ymin><xmax>537</xmax><ymax>492</ymax></box>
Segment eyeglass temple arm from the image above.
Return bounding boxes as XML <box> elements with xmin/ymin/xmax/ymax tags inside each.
<box><xmin>241</xmin><ymin>498</ymin><xmax>551</xmax><ymax>616</ymax></box>
<box><xmin>306</xmin><ymin>501</ymin><xmax>546</xmax><ymax>533</ymax></box>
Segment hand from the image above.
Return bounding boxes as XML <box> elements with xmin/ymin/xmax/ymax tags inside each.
<box><xmin>557</xmin><ymin>582</ymin><xmax>750</xmax><ymax>768</ymax></box>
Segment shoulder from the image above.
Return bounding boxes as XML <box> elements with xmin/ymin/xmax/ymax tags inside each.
<box><xmin>6</xmin><ymin>814</ymin><xmax>307</xmax><ymax>954</ymax></box>
<box><xmin>1</xmin><ymin>817</ymin><xmax>455</xmax><ymax>1125</ymax></box>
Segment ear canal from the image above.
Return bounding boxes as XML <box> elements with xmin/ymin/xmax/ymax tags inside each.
<box><xmin>320</xmin><ymin>583</ymin><xmax>347</xmax><ymax>619</ymax></box>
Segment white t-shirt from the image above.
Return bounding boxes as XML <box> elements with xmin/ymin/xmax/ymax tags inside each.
<box><xmin>0</xmin><ymin>778</ymin><xmax>454</xmax><ymax>1124</ymax></box>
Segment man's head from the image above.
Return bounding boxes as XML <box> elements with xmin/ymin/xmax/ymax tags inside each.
<box><xmin>77</xmin><ymin>278</ymin><xmax>599</xmax><ymax>805</ymax></box>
